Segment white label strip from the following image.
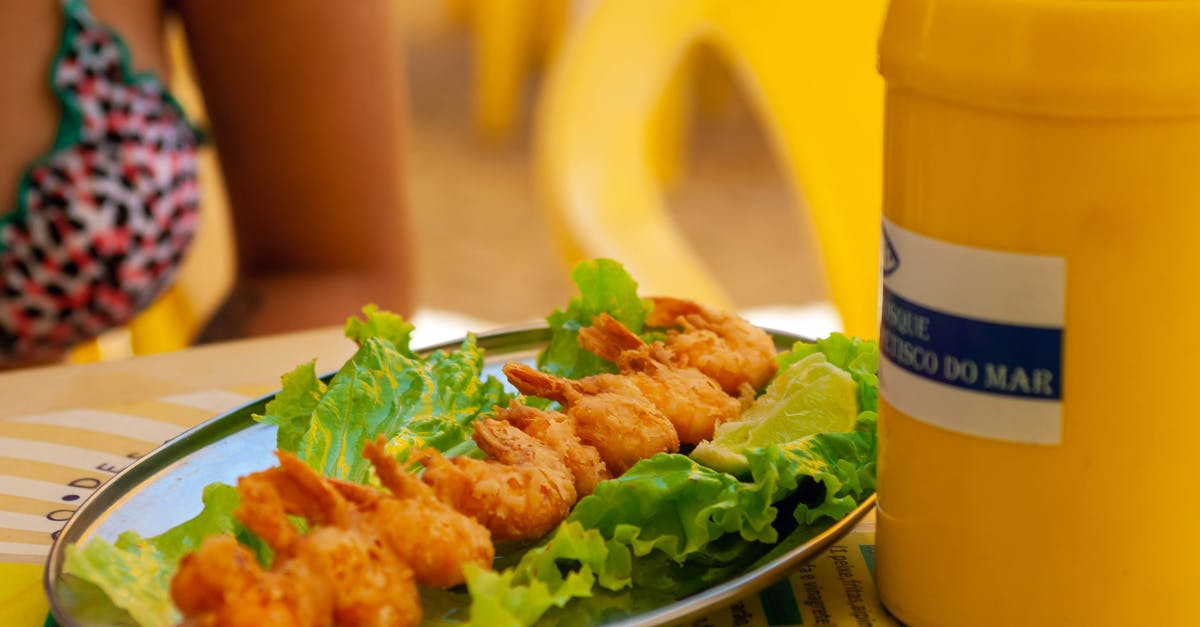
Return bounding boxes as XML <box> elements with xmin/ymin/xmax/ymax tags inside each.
<box><xmin>881</xmin><ymin>218</ymin><xmax>1065</xmax><ymax>444</ymax></box>
<box><xmin>9</xmin><ymin>409</ymin><xmax>182</xmax><ymax>444</ymax></box>
<box><xmin>882</xmin><ymin>217</ymin><xmax>1064</xmax><ymax>326</ymax></box>
<box><xmin>0</xmin><ymin>510</ymin><xmax>67</xmax><ymax>534</ymax></box>
<box><xmin>0</xmin><ymin>438</ymin><xmax>132</xmax><ymax>474</ymax></box>
<box><xmin>0</xmin><ymin>475</ymin><xmax>94</xmax><ymax>505</ymax></box>
<box><xmin>881</xmin><ymin>361</ymin><xmax>1063</xmax><ymax>444</ymax></box>
<box><xmin>0</xmin><ymin>541</ymin><xmax>51</xmax><ymax>562</ymax></box>
<box><xmin>160</xmin><ymin>390</ymin><xmax>254</xmax><ymax>412</ymax></box>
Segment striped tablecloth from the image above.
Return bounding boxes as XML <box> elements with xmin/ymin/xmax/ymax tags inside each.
<box><xmin>1</xmin><ymin>385</ymin><xmax>275</xmax><ymax>565</ymax></box>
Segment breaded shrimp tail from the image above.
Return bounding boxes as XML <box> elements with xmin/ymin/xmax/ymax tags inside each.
<box><xmin>645</xmin><ymin>296</ymin><xmax>779</xmax><ymax>395</ymax></box>
<box><xmin>418</xmin><ymin>419</ymin><xmax>578</xmax><ymax>541</ymax></box>
<box><xmin>355</xmin><ymin>437</ymin><xmax>495</xmax><ymax>588</ymax></box>
<box><xmin>173</xmin><ymin>441</ymin><xmax>497</xmax><ymax>627</ymax></box>
<box><xmin>503</xmin><ymin>361</ymin><xmax>574</xmax><ymax>404</ymax></box>
<box><xmin>577</xmin><ymin>313</ymin><xmax>646</xmax><ymax>363</ymax></box>
<box><xmin>501</xmin><ymin>361</ymin><xmax>679</xmax><ymax>475</ymax></box>
<box><xmin>495</xmin><ymin>401</ymin><xmax>610</xmax><ymax>497</ymax></box>
<box><xmin>577</xmin><ymin>314</ymin><xmax>745</xmax><ymax>444</ymax></box>
<box><xmin>179</xmin><ymin>449</ymin><xmax>425</xmax><ymax>627</ymax></box>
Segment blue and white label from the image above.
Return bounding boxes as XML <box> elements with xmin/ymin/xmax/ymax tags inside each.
<box><xmin>880</xmin><ymin>217</ymin><xmax>1065</xmax><ymax>445</ymax></box>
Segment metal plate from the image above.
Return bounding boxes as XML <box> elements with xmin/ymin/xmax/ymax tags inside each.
<box><xmin>45</xmin><ymin>324</ymin><xmax>875</xmax><ymax>626</ymax></box>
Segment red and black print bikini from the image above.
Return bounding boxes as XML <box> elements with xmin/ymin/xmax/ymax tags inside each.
<box><xmin>1</xmin><ymin>0</ymin><xmax>200</xmax><ymax>364</ymax></box>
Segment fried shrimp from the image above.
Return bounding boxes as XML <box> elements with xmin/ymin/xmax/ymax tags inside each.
<box><xmin>503</xmin><ymin>362</ymin><xmax>679</xmax><ymax>475</ymax></box>
<box><xmin>174</xmin><ymin>526</ymin><xmax>420</xmax><ymax>627</ymax></box>
<box><xmin>419</xmin><ymin>418</ymin><xmax>578</xmax><ymax>541</ymax></box>
<box><xmin>351</xmin><ymin>438</ymin><xmax>494</xmax><ymax>587</ymax></box>
<box><xmin>175</xmin><ymin>462</ymin><xmax>420</xmax><ymax>627</ymax></box>
<box><xmin>645</xmin><ymin>296</ymin><xmax>779</xmax><ymax>396</ymax></box>
<box><xmin>172</xmin><ymin>533</ymin><xmax>344</xmax><ymax>627</ymax></box>
<box><xmin>173</xmin><ymin>442</ymin><xmax>495</xmax><ymax>627</ymax></box>
<box><xmin>496</xmin><ymin>401</ymin><xmax>611</xmax><ymax>496</ymax></box>
<box><xmin>578</xmin><ymin>313</ymin><xmax>744</xmax><ymax>443</ymax></box>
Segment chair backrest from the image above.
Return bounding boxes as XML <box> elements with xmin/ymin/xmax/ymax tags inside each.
<box><xmin>446</xmin><ymin>0</ymin><xmax>569</xmax><ymax>139</ymax></box>
<box><xmin>533</xmin><ymin>0</ymin><xmax>886</xmax><ymax>338</ymax></box>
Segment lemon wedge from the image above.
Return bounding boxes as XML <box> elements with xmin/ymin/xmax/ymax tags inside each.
<box><xmin>691</xmin><ymin>352</ymin><xmax>859</xmax><ymax>475</ymax></box>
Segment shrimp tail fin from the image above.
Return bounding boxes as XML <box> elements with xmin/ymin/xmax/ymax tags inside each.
<box><xmin>274</xmin><ymin>451</ymin><xmax>351</xmax><ymax>528</ymax></box>
<box><xmin>470</xmin><ymin>418</ymin><xmax>526</xmax><ymax>463</ymax></box>
<box><xmin>234</xmin><ymin>468</ymin><xmax>302</xmax><ymax>552</ymax></box>
<box><xmin>503</xmin><ymin>361</ymin><xmax>572</xmax><ymax>403</ymax></box>
<box><xmin>362</xmin><ymin>436</ymin><xmax>433</xmax><ymax>501</ymax></box>
<box><xmin>579</xmin><ymin>313</ymin><xmax>646</xmax><ymax>362</ymax></box>
<box><xmin>493</xmin><ymin>400</ymin><xmax>549</xmax><ymax>430</ymax></box>
<box><xmin>645</xmin><ymin>296</ymin><xmax>704</xmax><ymax>326</ymax></box>
<box><xmin>411</xmin><ymin>447</ymin><xmax>448</xmax><ymax>471</ymax></box>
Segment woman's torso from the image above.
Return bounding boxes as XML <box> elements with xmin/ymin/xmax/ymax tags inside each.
<box><xmin>0</xmin><ymin>0</ymin><xmax>199</xmax><ymax>365</ymax></box>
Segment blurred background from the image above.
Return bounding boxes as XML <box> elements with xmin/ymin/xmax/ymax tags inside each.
<box><xmin>168</xmin><ymin>0</ymin><xmax>833</xmax><ymax>342</ymax></box>
<box><xmin>399</xmin><ymin>0</ymin><xmax>830</xmax><ymax>323</ymax></box>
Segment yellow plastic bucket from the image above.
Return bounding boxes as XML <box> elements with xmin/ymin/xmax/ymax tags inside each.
<box><xmin>876</xmin><ymin>1</ymin><xmax>1200</xmax><ymax>625</ymax></box>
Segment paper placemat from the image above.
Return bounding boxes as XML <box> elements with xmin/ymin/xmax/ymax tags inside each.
<box><xmin>0</xmin><ymin>385</ymin><xmax>275</xmax><ymax>565</ymax></box>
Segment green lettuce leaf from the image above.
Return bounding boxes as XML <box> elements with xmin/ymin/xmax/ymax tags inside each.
<box><xmin>259</xmin><ymin>305</ymin><xmax>416</xmax><ymax>456</ymax></box>
<box><xmin>265</xmin><ymin>312</ymin><xmax>509</xmax><ymax>480</ymax></box>
<box><xmin>537</xmin><ymin>258</ymin><xmax>651</xmax><ymax>380</ymax></box>
<box><xmin>376</xmin><ymin>335</ymin><xmax>513</xmax><ymax>462</ymax></box>
<box><xmin>61</xmin><ymin>483</ymin><xmax>243</xmax><ymax>627</ymax></box>
<box><xmin>467</xmin><ymin>333</ymin><xmax>880</xmax><ymax>626</ymax></box>
<box><xmin>256</xmin><ymin>360</ymin><xmax>326</xmax><ymax>453</ymax></box>
<box><xmin>344</xmin><ymin>303</ymin><xmax>416</xmax><ymax>354</ymax></box>
<box><xmin>466</xmin><ymin>414</ymin><xmax>879</xmax><ymax>626</ymax></box>
<box><xmin>463</xmin><ymin>521</ymin><xmax>628</xmax><ymax>626</ymax></box>
<box><xmin>745</xmin><ymin>413</ymin><xmax>878</xmax><ymax>525</ymax></box>
<box><xmin>293</xmin><ymin>333</ymin><xmax>509</xmax><ymax>481</ymax></box>
<box><xmin>65</xmin><ymin>306</ymin><xmax>512</xmax><ymax>625</ymax></box>
<box><xmin>777</xmin><ymin>333</ymin><xmax>879</xmax><ymax>412</ymax></box>
<box><xmin>568</xmin><ymin>453</ymin><xmax>780</xmax><ymax>555</ymax></box>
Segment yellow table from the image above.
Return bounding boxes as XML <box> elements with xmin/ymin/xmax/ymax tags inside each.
<box><xmin>1</xmin><ymin>327</ymin><xmax>893</xmax><ymax>626</ymax></box>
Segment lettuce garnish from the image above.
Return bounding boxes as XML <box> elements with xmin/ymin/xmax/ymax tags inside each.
<box><xmin>779</xmin><ymin>332</ymin><xmax>879</xmax><ymax>413</ymax></box>
<box><xmin>258</xmin><ymin>305</ymin><xmax>511</xmax><ymax>481</ymax></box>
<box><xmin>464</xmin><ymin>333</ymin><xmax>879</xmax><ymax>626</ymax></box>
<box><xmin>62</xmin><ymin>305</ymin><xmax>511</xmax><ymax>624</ymax></box>
<box><xmin>256</xmin><ymin>359</ymin><xmax>326</xmax><ymax>454</ymax></box>
<box><xmin>61</xmin><ymin>262</ymin><xmax>879</xmax><ymax>627</ymax></box>
<box><xmin>537</xmin><ymin>258</ymin><xmax>651</xmax><ymax>380</ymax></box>
<box><xmin>462</xmin><ymin>522</ymin><xmax>628</xmax><ymax>626</ymax></box>
<box><xmin>61</xmin><ymin>484</ymin><xmax>246</xmax><ymax>627</ymax></box>
<box><xmin>463</xmin><ymin>414</ymin><xmax>878</xmax><ymax>625</ymax></box>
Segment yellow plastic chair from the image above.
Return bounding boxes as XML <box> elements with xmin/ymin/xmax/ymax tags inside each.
<box><xmin>533</xmin><ymin>0</ymin><xmax>885</xmax><ymax>338</ymax></box>
<box><xmin>446</xmin><ymin>0</ymin><xmax>569</xmax><ymax>139</ymax></box>
<box><xmin>446</xmin><ymin>0</ymin><xmax>714</xmax><ymax>186</ymax></box>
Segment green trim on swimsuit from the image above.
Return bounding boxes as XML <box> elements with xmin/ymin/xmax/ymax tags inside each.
<box><xmin>5</xmin><ymin>1</ymin><xmax>83</xmax><ymax>237</ymax></box>
<box><xmin>61</xmin><ymin>0</ymin><xmax>198</xmax><ymax>140</ymax></box>
<box><xmin>47</xmin><ymin>0</ymin><xmax>87</xmax><ymax>152</ymax></box>
<box><xmin>3</xmin><ymin>0</ymin><xmax>198</xmax><ymax>247</ymax></box>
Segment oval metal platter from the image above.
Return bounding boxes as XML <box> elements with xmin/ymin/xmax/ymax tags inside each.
<box><xmin>45</xmin><ymin>324</ymin><xmax>876</xmax><ymax>627</ymax></box>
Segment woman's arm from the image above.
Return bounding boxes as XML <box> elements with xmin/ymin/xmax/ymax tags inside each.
<box><xmin>176</xmin><ymin>0</ymin><xmax>415</xmax><ymax>341</ymax></box>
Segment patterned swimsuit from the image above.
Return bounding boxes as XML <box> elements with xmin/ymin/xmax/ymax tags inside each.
<box><xmin>0</xmin><ymin>0</ymin><xmax>200</xmax><ymax>364</ymax></box>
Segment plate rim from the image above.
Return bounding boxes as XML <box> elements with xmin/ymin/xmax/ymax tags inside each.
<box><xmin>45</xmin><ymin>323</ymin><xmax>876</xmax><ymax>627</ymax></box>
